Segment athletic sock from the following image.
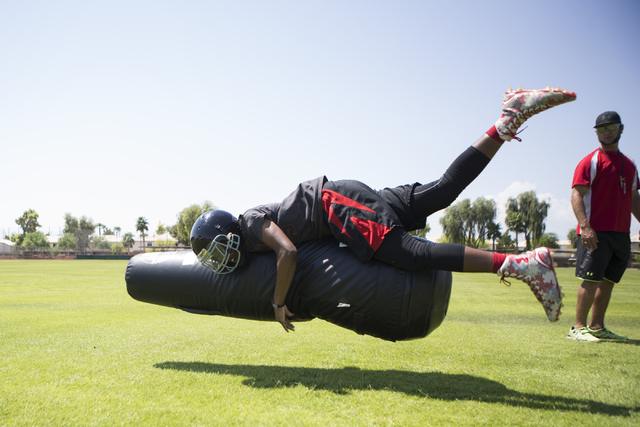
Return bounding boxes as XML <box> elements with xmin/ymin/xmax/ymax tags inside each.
<box><xmin>486</xmin><ymin>125</ymin><xmax>505</xmax><ymax>143</ymax></box>
<box><xmin>492</xmin><ymin>252</ymin><xmax>508</xmax><ymax>273</ymax></box>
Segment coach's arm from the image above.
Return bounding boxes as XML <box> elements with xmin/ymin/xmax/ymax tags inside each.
<box><xmin>571</xmin><ymin>185</ymin><xmax>598</xmax><ymax>250</ymax></box>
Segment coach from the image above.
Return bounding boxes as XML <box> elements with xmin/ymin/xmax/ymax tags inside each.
<box><xmin>568</xmin><ymin>111</ymin><xmax>640</xmax><ymax>342</ymax></box>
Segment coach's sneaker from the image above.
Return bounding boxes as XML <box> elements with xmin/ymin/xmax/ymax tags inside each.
<box><xmin>498</xmin><ymin>247</ymin><xmax>563</xmax><ymax>322</ymax></box>
<box><xmin>567</xmin><ymin>326</ymin><xmax>601</xmax><ymax>343</ymax></box>
<box><xmin>588</xmin><ymin>326</ymin><xmax>628</xmax><ymax>340</ymax></box>
<box><xmin>495</xmin><ymin>86</ymin><xmax>577</xmax><ymax>141</ymax></box>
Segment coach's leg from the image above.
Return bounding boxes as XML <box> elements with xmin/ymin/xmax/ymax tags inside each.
<box><xmin>585</xmin><ymin>279</ymin><xmax>628</xmax><ymax>340</ymax></box>
<box><xmin>589</xmin><ymin>279</ymin><xmax>614</xmax><ymax>330</ymax></box>
<box><xmin>574</xmin><ymin>280</ymin><xmax>600</xmax><ymax>329</ymax></box>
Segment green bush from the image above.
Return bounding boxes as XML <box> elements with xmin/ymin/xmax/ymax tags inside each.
<box><xmin>22</xmin><ymin>231</ymin><xmax>49</xmax><ymax>248</ymax></box>
<box><xmin>111</xmin><ymin>242</ymin><xmax>125</xmax><ymax>255</ymax></box>
<box><xmin>10</xmin><ymin>233</ymin><xmax>25</xmax><ymax>246</ymax></box>
<box><xmin>57</xmin><ymin>233</ymin><xmax>76</xmax><ymax>249</ymax></box>
<box><xmin>536</xmin><ymin>232</ymin><xmax>560</xmax><ymax>249</ymax></box>
<box><xmin>93</xmin><ymin>236</ymin><xmax>112</xmax><ymax>250</ymax></box>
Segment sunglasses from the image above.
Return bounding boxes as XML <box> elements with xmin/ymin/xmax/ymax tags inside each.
<box><xmin>595</xmin><ymin>123</ymin><xmax>622</xmax><ymax>133</ymax></box>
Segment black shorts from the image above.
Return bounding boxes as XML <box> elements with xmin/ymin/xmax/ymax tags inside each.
<box><xmin>322</xmin><ymin>180</ymin><xmax>406</xmax><ymax>262</ymax></box>
<box><xmin>575</xmin><ymin>231</ymin><xmax>631</xmax><ymax>283</ymax></box>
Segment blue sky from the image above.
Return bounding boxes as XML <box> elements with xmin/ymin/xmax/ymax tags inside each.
<box><xmin>2</xmin><ymin>1</ymin><xmax>639</xmax><ymax>242</ymax></box>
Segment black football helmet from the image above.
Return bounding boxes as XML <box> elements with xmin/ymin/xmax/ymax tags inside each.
<box><xmin>190</xmin><ymin>210</ymin><xmax>246</xmax><ymax>274</ymax></box>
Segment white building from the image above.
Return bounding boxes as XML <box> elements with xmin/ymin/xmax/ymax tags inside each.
<box><xmin>557</xmin><ymin>239</ymin><xmax>573</xmax><ymax>251</ymax></box>
<box><xmin>0</xmin><ymin>239</ymin><xmax>14</xmax><ymax>254</ymax></box>
<box><xmin>631</xmin><ymin>233</ymin><xmax>640</xmax><ymax>252</ymax></box>
<box><xmin>80</xmin><ymin>233</ymin><xmax>181</xmax><ymax>253</ymax></box>
<box><xmin>40</xmin><ymin>233</ymin><xmax>182</xmax><ymax>253</ymax></box>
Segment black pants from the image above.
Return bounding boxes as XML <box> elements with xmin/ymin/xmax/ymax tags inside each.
<box><xmin>373</xmin><ymin>146</ymin><xmax>491</xmax><ymax>272</ymax></box>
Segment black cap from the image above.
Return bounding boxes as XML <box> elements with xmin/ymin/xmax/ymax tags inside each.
<box><xmin>594</xmin><ymin>111</ymin><xmax>622</xmax><ymax>128</ymax></box>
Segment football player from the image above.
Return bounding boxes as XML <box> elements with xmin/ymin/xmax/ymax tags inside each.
<box><xmin>191</xmin><ymin>87</ymin><xmax>576</xmax><ymax>331</ymax></box>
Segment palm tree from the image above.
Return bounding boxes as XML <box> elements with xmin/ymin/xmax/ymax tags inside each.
<box><xmin>114</xmin><ymin>227</ymin><xmax>121</xmax><ymax>238</ymax></box>
<box><xmin>486</xmin><ymin>221</ymin><xmax>502</xmax><ymax>251</ymax></box>
<box><xmin>123</xmin><ymin>233</ymin><xmax>135</xmax><ymax>254</ymax></box>
<box><xmin>506</xmin><ymin>192</ymin><xmax>549</xmax><ymax>251</ymax></box>
<box><xmin>136</xmin><ymin>217</ymin><xmax>149</xmax><ymax>252</ymax></box>
<box><xmin>505</xmin><ymin>211</ymin><xmax>525</xmax><ymax>254</ymax></box>
<box><xmin>96</xmin><ymin>223</ymin><xmax>105</xmax><ymax>236</ymax></box>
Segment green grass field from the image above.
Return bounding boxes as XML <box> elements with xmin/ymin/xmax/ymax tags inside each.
<box><xmin>1</xmin><ymin>260</ymin><xmax>639</xmax><ymax>426</ymax></box>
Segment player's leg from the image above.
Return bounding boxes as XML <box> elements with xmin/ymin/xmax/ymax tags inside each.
<box><xmin>373</xmin><ymin>87</ymin><xmax>575</xmax><ymax>321</ymax></box>
<box><xmin>373</xmin><ymin>228</ymin><xmax>465</xmax><ymax>271</ymax></box>
<box><xmin>462</xmin><ymin>246</ymin><xmax>494</xmax><ymax>272</ymax></box>
<box><xmin>410</xmin><ymin>87</ymin><xmax>576</xmax><ymax>221</ymax></box>
<box><xmin>373</xmin><ymin>229</ymin><xmax>563</xmax><ymax>321</ymax></box>
<box><xmin>497</xmin><ymin>248</ymin><xmax>563</xmax><ymax>321</ymax></box>
<box><xmin>410</xmin><ymin>142</ymin><xmax>493</xmax><ymax>220</ymax></box>
<box><xmin>493</xmin><ymin>86</ymin><xmax>577</xmax><ymax>142</ymax></box>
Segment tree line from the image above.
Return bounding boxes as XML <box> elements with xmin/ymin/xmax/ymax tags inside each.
<box><xmin>5</xmin><ymin>201</ymin><xmax>217</xmax><ymax>254</ymax></box>
<box><xmin>439</xmin><ymin>191</ymin><xmax>576</xmax><ymax>251</ymax></box>
<box><xmin>7</xmin><ymin>193</ymin><xmax>580</xmax><ymax>254</ymax></box>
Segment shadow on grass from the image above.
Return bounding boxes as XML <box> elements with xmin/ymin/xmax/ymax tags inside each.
<box><xmin>155</xmin><ymin>362</ymin><xmax>637</xmax><ymax>417</ymax></box>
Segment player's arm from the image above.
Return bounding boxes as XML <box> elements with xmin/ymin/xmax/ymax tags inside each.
<box><xmin>261</xmin><ymin>218</ymin><xmax>297</xmax><ymax>332</ymax></box>
<box><xmin>571</xmin><ymin>185</ymin><xmax>598</xmax><ymax>250</ymax></box>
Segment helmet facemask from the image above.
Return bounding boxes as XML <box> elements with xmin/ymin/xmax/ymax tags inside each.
<box><xmin>196</xmin><ymin>232</ymin><xmax>244</xmax><ymax>274</ymax></box>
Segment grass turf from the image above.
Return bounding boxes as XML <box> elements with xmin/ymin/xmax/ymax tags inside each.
<box><xmin>1</xmin><ymin>260</ymin><xmax>639</xmax><ymax>426</ymax></box>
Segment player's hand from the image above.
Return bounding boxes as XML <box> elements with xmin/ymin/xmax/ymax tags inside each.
<box><xmin>581</xmin><ymin>225</ymin><xmax>598</xmax><ymax>251</ymax></box>
<box><xmin>274</xmin><ymin>305</ymin><xmax>295</xmax><ymax>332</ymax></box>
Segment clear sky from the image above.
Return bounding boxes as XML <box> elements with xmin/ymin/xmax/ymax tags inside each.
<box><xmin>2</xmin><ymin>1</ymin><xmax>639</xmax><ymax>242</ymax></box>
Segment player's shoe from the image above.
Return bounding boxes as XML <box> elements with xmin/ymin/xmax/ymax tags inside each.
<box><xmin>567</xmin><ymin>326</ymin><xmax>601</xmax><ymax>343</ymax></box>
<box><xmin>495</xmin><ymin>86</ymin><xmax>577</xmax><ymax>141</ymax></box>
<box><xmin>497</xmin><ymin>247</ymin><xmax>563</xmax><ymax>322</ymax></box>
<box><xmin>588</xmin><ymin>326</ymin><xmax>628</xmax><ymax>340</ymax></box>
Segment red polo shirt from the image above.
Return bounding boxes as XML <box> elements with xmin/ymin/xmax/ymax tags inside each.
<box><xmin>572</xmin><ymin>148</ymin><xmax>639</xmax><ymax>233</ymax></box>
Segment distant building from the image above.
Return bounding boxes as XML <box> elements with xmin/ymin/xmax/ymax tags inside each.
<box><xmin>631</xmin><ymin>233</ymin><xmax>640</xmax><ymax>252</ymax></box>
<box><xmin>557</xmin><ymin>239</ymin><xmax>573</xmax><ymax>251</ymax></box>
<box><xmin>43</xmin><ymin>233</ymin><xmax>181</xmax><ymax>253</ymax></box>
<box><xmin>0</xmin><ymin>239</ymin><xmax>14</xmax><ymax>253</ymax></box>
<box><xmin>136</xmin><ymin>234</ymin><xmax>179</xmax><ymax>252</ymax></box>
